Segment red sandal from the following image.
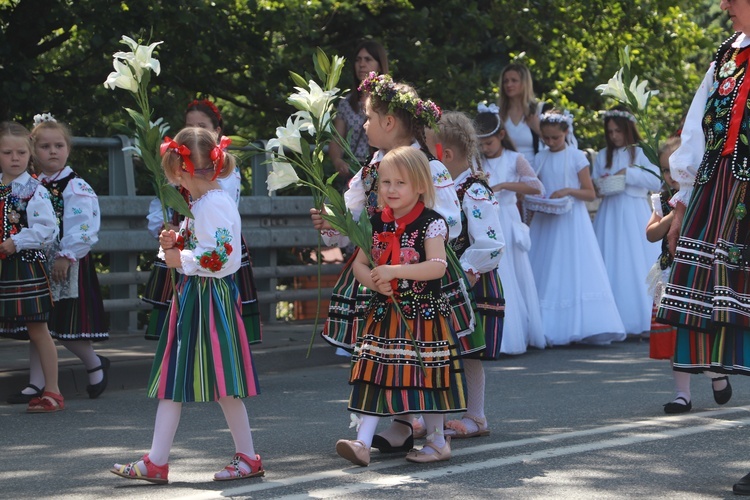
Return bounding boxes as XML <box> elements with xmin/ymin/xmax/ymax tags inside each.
<box><xmin>110</xmin><ymin>454</ymin><xmax>169</xmax><ymax>485</ymax></box>
<box><xmin>26</xmin><ymin>391</ymin><xmax>65</xmax><ymax>413</ymax></box>
<box><xmin>213</xmin><ymin>452</ymin><xmax>265</xmax><ymax>481</ymax></box>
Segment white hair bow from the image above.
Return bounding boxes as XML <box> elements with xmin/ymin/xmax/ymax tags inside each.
<box><xmin>477</xmin><ymin>102</ymin><xmax>499</xmax><ymax>115</ymax></box>
<box><xmin>33</xmin><ymin>113</ymin><xmax>56</xmax><ymax>126</ymax></box>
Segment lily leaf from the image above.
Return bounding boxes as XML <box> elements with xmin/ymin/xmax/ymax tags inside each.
<box><xmin>160</xmin><ymin>183</ymin><xmax>193</xmax><ymax>219</ymax></box>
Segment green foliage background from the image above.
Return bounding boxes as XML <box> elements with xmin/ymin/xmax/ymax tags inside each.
<box><xmin>0</xmin><ymin>0</ymin><xmax>731</xmax><ymax>193</ymax></box>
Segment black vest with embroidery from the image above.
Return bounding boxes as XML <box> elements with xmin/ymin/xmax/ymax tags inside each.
<box><xmin>368</xmin><ymin>207</ymin><xmax>451</xmax><ymax>321</ymax></box>
<box><xmin>41</xmin><ymin>171</ymin><xmax>77</xmax><ymax>239</ymax></box>
<box><xmin>657</xmin><ymin>191</ymin><xmax>674</xmax><ymax>271</ymax></box>
<box><xmin>0</xmin><ymin>179</ymin><xmax>46</xmax><ymax>262</ymax></box>
<box><xmin>696</xmin><ymin>32</ymin><xmax>750</xmax><ymax>184</ymax></box>
<box><xmin>450</xmin><ymin>175</ymin><xmax>494</xmax><ymax>258</ymax></box>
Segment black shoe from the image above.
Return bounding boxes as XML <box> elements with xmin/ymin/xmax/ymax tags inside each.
<box><xmin>663</xmin><ymin>396</ymin><xmax>692</xmax><ymax>414</ymax></box>
<box><xmin>371</xmin><ymin>419</ymin><xmax>414</xmax><ymax>453</ymax></box>
<box><xmin>734</xmin><ymin>471</ymin><xmax>750</xmax><ymax>495</ymax></box>
<box><xmin>6</xmin><ymin>384</ymin><xmax>44</xmax><ymax>404</ymax></box>
<box><xmin>86</xmin><ymin>355</ymin><xmax>110</xmax><ymax>399</ymax></box>
<box><xmin>712</xmin><ymin>376</ymin><xmax>733</xmax><ymax>405</ymax></box>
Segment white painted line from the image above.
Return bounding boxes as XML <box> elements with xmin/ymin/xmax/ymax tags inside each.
<box><xmin>175</xmin><ymin>406</ymin><xmax>750</xmax><ymax>500</ymax></box>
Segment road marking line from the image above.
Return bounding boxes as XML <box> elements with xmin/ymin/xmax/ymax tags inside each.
<box><xmin>176</xmin><ymin>406</ymin><xmax>750</xmax><ymax>499</ymax></box>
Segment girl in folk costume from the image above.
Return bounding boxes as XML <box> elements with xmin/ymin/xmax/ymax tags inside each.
<box><xmin>144</xmin><ymin>99</ymin><xmax>261</xmax><ymax>345</ymax></box>
<box><xmin>0</xmin><ymin>121</ymin><xmax>63</xmax><ymax>412</ymax></box>
<box><xmin>425</xmin><ymin>111</ymin><xmax>505</xmax><ymax>438</ymax></box>
<box><xmin>475</xmin><ymin>104</ymin><xmax>546</xmax><ymax>355</ymax></box>
<box><xmin>528</xmin><ymin>111</ymin><xmax>625</xmax><ymax>345</ymax></box>
<box><xmin>112</xmin><ymin>127</ymin><xmax>263</xmax><ymax>484</ymax></box>
<box><xmin>336</xmin><ymin>146</ymin><xmax>466</xmax><ymax>466</ymax></box>
<box><xmin>6</xmin><ymin>115</ymin><xmax>109</xmax><ymax>406</ymax></box>
<box><xmin>592</xmin><ymin>106</ymin><xmax>661</xmax><ymax>336</ymax></box>
<box><xmin>311</xmin><ymin>73</ymin><xmax>482</xmax><ymax>452</ymax></box>
<box><xmin>647</xmin><ymin>137</ymin><xmax>731</xmax><ymax>414</ymax></box>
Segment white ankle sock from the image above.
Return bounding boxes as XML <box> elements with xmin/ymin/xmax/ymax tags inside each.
<box><xmin>61</xmin><ymin>340</ymin><xmax>103</xmax><ymax>385</ymax></box>
<box><xmin>218</xmin><ymin>396</ymin><xmax>256</xmax><ymax>458</ymax></box>
<box><xmin>421</xmin><ymin>415</ymin><xmax>445</xmax><ymax>452</ymax></box>
<box><xmin>355</xmin><ymin>415</ymin><xmax>380</xmax><ymax>448</ymax></box>
<box><xmin>148</xmin><ymin>400</ymin><xmax>182</xmax><ymax>466</ymax></box>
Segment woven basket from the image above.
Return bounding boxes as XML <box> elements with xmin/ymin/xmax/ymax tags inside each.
<box><xmin>524</xmin><ymin>195</ymin><xmax>573</xmax><ymax>215</ymax></box>
<box><xmin>593</xmin><ymin>175</ymin><xmax>626</xmax><ymax>196</ymax></box>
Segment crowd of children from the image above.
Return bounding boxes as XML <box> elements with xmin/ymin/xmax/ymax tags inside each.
<box><xmin>0</xmin><ymin>60</ymin><xmax>702</xmax><ymax>484</ymax></box>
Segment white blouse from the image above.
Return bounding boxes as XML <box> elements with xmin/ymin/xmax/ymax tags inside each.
<box><xmin>37</xmin><ymin>166</ymin><xmax>100</xmax><ymax>260</ymax></box>
<box><xmin>453</xmin><ymin>169</ymin><xmax>505</xmax><ymax>276</ymax></box>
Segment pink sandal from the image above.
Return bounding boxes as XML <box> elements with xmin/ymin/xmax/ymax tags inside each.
<box><xmin>110</xmin><ymin>454</ymin><xmax>169</xmax><ymax>484</ymax></box>
<box><xmin>214</xmin><ymin>452</ymin><xmax>265</xmax><ymax>481</ymax></box>
<box><xmin>26</xmin><ymin>391</ymin><xmax>65</xmax><ymax>413</ymax></box>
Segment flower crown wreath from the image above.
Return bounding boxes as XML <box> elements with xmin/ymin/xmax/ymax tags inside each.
<box><xmin>188</xmin><ymin>99</ymin><xmax>222</xmax><ymax>123</ymax></box>
<box><xmin>358</xmin><ymin>72</ymin><xmax>442</xmax><ymax>130</ymax></box>
<box><xmin>602</xmin><ymin>109</ymin><xmax>636</xmax><ymax>123</ymax></box>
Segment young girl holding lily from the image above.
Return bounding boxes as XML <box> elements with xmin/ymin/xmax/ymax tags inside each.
<box><xmin>311</xmin><ymin>72</ymin><xmax>482</xmax><ymax>455</ymax></box>
<box><xmin>112</xmin><ymin>127</ymin><xmax>263</xmax><ymax>484</ymax></box>
<box><xmin>592</xmin><ymin>107</ymin><xmax>661</xmax><ymax>337</ymax></box>
<box><xmin>336</xmin><ymin>146</ymin><xmax>465</xmax><ymax>466</ymax></box>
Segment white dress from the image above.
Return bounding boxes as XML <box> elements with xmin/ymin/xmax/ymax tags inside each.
<box><xmin>481</xmin><ymin>150</ymin><xmax>546</xmax><ymax>354</ymax></box>
<box><xmin>504</xmin><ymin>117</ymin><xmax>537</xmax><ymax>165</ymax></box>
<box><xmin>529</xmin><ymin>147</ymin><xmax>626</xmax><ymax>345</ymax></box>
<box><xmin>591</xmin><ymin>146</ymin><xmax>661</xmax><ymax>335</ymax></box>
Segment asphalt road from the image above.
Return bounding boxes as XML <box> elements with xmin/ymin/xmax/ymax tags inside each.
<box><xmin>2</xmin><ymin>339</ymin><xmax>749</xmax><ymax>499</ymax></box>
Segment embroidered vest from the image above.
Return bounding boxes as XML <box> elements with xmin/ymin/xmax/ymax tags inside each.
<box><xmin>41</xmin><ymin>171</ymin><xmax>77</xmax><ymax>239</ymax></box>
<box><xmin>657</xmin><ymin>191</ymin><xmax>674</xmax><ymax>271</ymax></box>
<box><xmin>0</xmin><ymin>178</ymin><xmax>46</xmax><ymax>262</ymax></box>
<box><xmin>368</xmin><ymin>207</ymin><xmax>450</xmax><ymax>320</ymax></box>
<box><xmin>696</xmin><ymin>33</ymin><xmax>750</xmax><ymax>184</ymax></box>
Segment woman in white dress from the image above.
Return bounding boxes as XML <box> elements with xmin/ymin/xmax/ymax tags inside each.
<box><xmin>475</xmin><ymin>105</ymin><xmax>546</xmax><ymax>354</ymax></box>
<box><xmin>592</xmin><ymin>108</ymin><xmax>661</xmax><ymax>336</ymax></box>
<box><xmin>529</xmin><ymin>112</ymin><xmax>625</xmax><ymax>345</ymax></box>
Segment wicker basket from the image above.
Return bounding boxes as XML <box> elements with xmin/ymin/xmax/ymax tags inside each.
<box><xmin>593</xmin><ymin>175</ymin><xmax>626</xmax><ymax>196</ymax></box>
<box><xmin>524</xmin><ymin>195</ymin><xmax>573</xmax><ymax>215</ymax></box>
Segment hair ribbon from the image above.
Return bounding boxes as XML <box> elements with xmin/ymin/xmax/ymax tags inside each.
<box><xmin>209</xmin><ymin>136</ymin><xmax>232</xmax><ymax>181</ymax></box>
<box><xmin>160</xmin><ymin>137</ymin><xmax>195</xmax><ymax>176</ymax></box>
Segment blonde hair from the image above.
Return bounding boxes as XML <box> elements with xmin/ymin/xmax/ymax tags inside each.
<box><xmin>161</xmin><ymin>127</ymin><xmax>235</xmax><ymax>184</ymax></box>
<box><xmin>30</xmin><ymin>120</ymin><xmax>73</xmax><ymax>149</ymax></box>
<box><xmin>434</xmin><ymin>111</ymin><xmax>479</xmax><ymax>169</ymax></box>
<box><xmin>377</xmin><ymin>146</ymin><xmax>435</xmax><ymax>208</ymax></box>
<box><xmin>0</xmin><ymin>121</ymin><xmax>33</xmax><ymax>173</ymax></box>
<box><xmin>497</xmin><ymin>63</ymin><xmax>537</xmax><ymax>122</ymax></box>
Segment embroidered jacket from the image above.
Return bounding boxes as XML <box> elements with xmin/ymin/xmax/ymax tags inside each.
<box><xmin>450</xmin><ymin>170</ymin><xmax>505</xmax><ymax>277</ymax></box>
<box><xmin>38</xmin><ymin>166</ymin><xmax>100</xmax><ymax>260</ymax></box>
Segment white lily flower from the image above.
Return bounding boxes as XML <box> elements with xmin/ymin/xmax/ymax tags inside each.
<box><xmin>104</xmin><ymin>58</ymin><xmax>138</xmax><ymax>92</ymax></box>
<box><xmin>133</xmin><ymin>41</ymin><xmax>163</xmax><ymax>76</ymax></box>
<box><xmin>629</xmin><ymin>75</ymin><xmax>659</xmax><ymax>110</ymax></box>
<box><xmin>266</xmin><ymin>160</ymin><xmax>300</xmax><ymax>193</ymax></box>
<box><xmin>293</xmin><ymin>111</ymin><xmax>317</xmax><ymax>135</ymax></box>
<box><xmin>268</xmin><ymin>116</ymin><xmax>304</xmax><ymax>154</ymax></box>
<box><xmin>595</xmin><ymin>68</ymin><xmax>628</xmax><ymax>103</ymax></box>
<box><xmin>120</xmin><ymin>35</ymin><xmax>139</xmax><ymax>51</ymax></box>
<box><xmin>288</xmin><ymin>80</ymin><xmax>338</xmax><ymax>119</ymax></box>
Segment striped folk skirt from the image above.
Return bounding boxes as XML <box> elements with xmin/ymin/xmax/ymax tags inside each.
<box><xmin>347</xmin><ymin>304</ymin><xmax>467</xmax><ymax>416</ymax></box>
<box><xmin>147</xmin><ymin>274</ymin><xmax>259</xmax><ymax>402</ymax></box>
<box><xmin>467</xmin><ymin>270</ymin><xmax>505</xmax><ymax>360</ymax></box>
<box><xmin>48</xmin><ymin>253</ymin><xmax>108</xmax><ymax>341</ymax></box>
<box><xmin>0</xmin><ymin>256</ymin><xmax>52</xmax><ymax>338</ymax></box>
<box><xmin>144</xmin><ymin>237</ymin><xmax>262</xmax><ymax>345</ymax></box>
<box><xmin>657</xmin><ymin>158</ymin><xmax>750</xmax><ymax>372</ymax></box>
<box><xmin>321</xmin><ymin>247</ymin><xmax>486</xmax><ymax>357</ymax></box>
